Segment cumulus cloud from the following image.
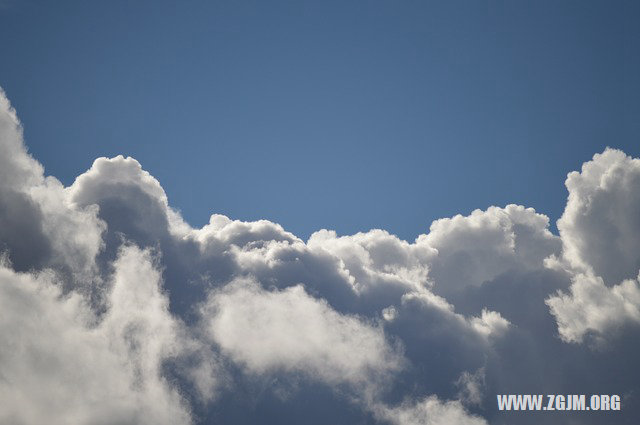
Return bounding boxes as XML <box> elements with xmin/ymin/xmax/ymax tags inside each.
<box><xmin>546</xmin><ymin>149</ymin><xmax>640</xmax><ymax>343</ymax></box>
<box><xmin>0</xmin><ymin>88</ymin><xmax>104</xmax><ymax>282</ymax></box>
<box><xmin>546</xmin><ymin>272</ymin><xmax>640</xmax><ymax>343</ymax></box>
<box><xmin>557</xmin><ymin>149</ymin><xmax>640</xmax><ymax>284</ymax></box>
<box><xmin>2</xmin><ymin>87</ymin><xmax>640</xmax><ymax>424</ymax></box>
<box><xmin>0</xmin><ymin>246</ymin><xmax>192</xmax><ymax>425</ymax></box>
<box><xmin>201</xmin><ymin>278</ymin><xmax>403</xmax><ymax>387</ymax></box>
<box><xmin>419</xmin><ymin>204</ymin><xmax>561</xmax><ymax>295</ymax></box>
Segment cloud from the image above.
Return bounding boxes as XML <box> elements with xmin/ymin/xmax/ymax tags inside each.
<box><xmin>2</xmin><ymin>88</ymin><xmax>640</xmax><ymax>424</ymax></box>
<box><xmin>0</xmin><ymin>89</ymin><xmax>43</xmax><ymax>189</ymax></box>
<box><xmin>546</xmin><ymin>272</ymin><xmax>640</xmax><ymax>343</ymax></box>
<box><xmin>373</xmin><ymin>396</ymin><xmax>488</xmax><ymax>425</ymax></box>
<box><xmin>557</xmin><ymin>149</ymin><xmax>640</xmax><ymax>284</ymax></box>
<box><xmin>419</xmin><ymin>204</ymin><xmax>561</xmax><ymax>296</ymax></box>
<box><xmin>455</xmin><ymin>368</ymin><xmax>486</xmax><ymax>407</ymax></box>
<box><xmin>0</xmin><ymin>88</ymin><xmax>104</xmax><ymax>283</ymax></box>
<box><xmin>0</xmin><ymin>246</ymin><xmax>193</xmax><ymax>425</ymax></box>
<box><xmin>545</xmin><ymin>149</ymin><xmax>640</xmax><ymax>343</ymax></box>
<box><xmin>201</xmin><ymin>278</ymin><xmax>403</xmax><ymax>388</ymax></box>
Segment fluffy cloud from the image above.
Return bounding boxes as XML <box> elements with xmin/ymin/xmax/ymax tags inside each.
<box><xmin>0</xmin><ymin>88</ymin><xmax>103</xmax><ymax>283</ymax></box>
<box><xmin>557</xmin><ymin>149</ymin><xmax>640</xmax><ymax>284</ymax></box>
<box><xmin>546</xmin><ymin>149</ymin><xmax>640</xmax><ymax>343</ymax></box>
<box><xmin>0</xmin><ymin>246</ymin><xmax>192</xmax><ymax>425</ymax></box>
<box><xmin>546</xmin><ymin>272</ymin><xmax>640</xmax><ymax>343</ymax></box>
<box><xmin>419</xmin><ymin>205</ymin><xmax>561</xmax><ymax>295</ymax></box>
<box><xmin>202</xmin><ymin>278</ymin><xmax>403</xmax><ymax>387</ymax></box>
<box><xmin>2</xmin><ymin>87</ymin><xmax>640</xmax><ymax>424</ymax></box>
<box><xmin>0</xmin><ymin>89</ymin><xmax>42</xmax><ymax>189</ymax></box>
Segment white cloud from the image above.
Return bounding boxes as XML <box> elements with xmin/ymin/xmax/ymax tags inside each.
<box><xmin>418</xmin><ymin>204</ymin><xmax>561</xmax><ymax>293</ymax></box>
<box><xmin>470</xmin><ymin>308</ymin><xmax>510</xmax><ymax>338</ymax></box>
<box><xmin>201</xmin><ymin>278</ymin><xmax>404</xmax><ymax>387</ymax></box>
<box><xmin>373</xmin><ymin>396</ymin><xmax>487</xmax><ymax>425</ymax></box>
<box><xmin>455</xmin><ymin>368</ymin><xmax>486</xmax><ymax>407</ymax></box>
<box><xmin>308</xmin><ymin>228</ymin><xmax>434</xmax><ymax>294</ymax></box>
<box><xmin>400</xmin><ymin>289</ymin><xmax>510</xmax><ymax>341</ymax></box>
<box><xmin>0</xmin><ymin>246</ymin><xmax>192</xmax><ymax>425</ymax></box>
<box><xmin>558</xmin><ymin>148</ymin><xmax>640</xmax><ymax>284</ymax></box>
<box><xmin>546</xmin><ymin>149</ymin><xmax>640</xmax><ymax>342</ymax></box>
<box><xmin>546</xmin><ymin>272</ymin><xmax>640</xmax><ymax>343</ymax></box>
<box><xmin>0</xmin><ymin>88</ymin><xmax>43</xmax><ymax>190</ymax></box>
<box><xmin>0</xmin><ymin>88</ymin><xmax>104</xmax><ymax>281</ymax></box>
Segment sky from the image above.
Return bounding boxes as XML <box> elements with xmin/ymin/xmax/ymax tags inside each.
<box><xmin>1</xmin><ymin>0</ymin><xmax>639</xmax><ymax>240</ymax></box>
<box><xmin>2</xmin><ymin>2</ymin><xmax>640</xmax><ymax>425</ymax></box>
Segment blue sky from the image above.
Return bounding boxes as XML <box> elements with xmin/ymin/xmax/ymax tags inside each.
<box><xmin>1</xmin><ymin>0</ymin><xmax>639</xmax><ymax>240</ymax></box>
